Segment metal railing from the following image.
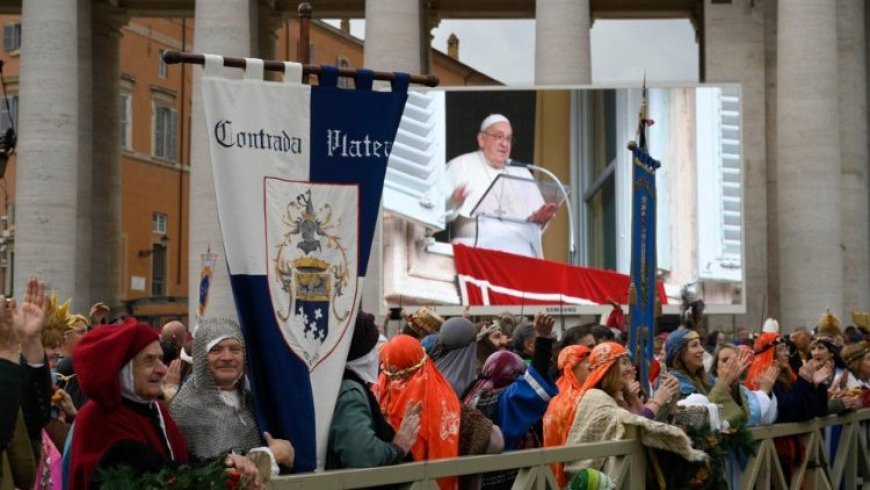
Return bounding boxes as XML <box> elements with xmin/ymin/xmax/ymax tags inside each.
<box><xmin>270</xmin><ymin>409</ymin><xmax>870</xmax><ymax>489</ymax></box>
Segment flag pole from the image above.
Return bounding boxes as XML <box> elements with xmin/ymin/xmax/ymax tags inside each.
<box><xmin>163</xmin><ymin>51</ymin><xmax>440</xmax><ymax>88</ymax></box>
<box><xmin>627</xmin><ymin>76</ymin><xmax>661</xmax><ymax>392</ymax></box>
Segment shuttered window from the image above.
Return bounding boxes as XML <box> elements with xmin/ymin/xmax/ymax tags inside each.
<box><xmin>382</xmin><ymin>90</ymin><xmax>447</xmax><ymax>230</ymax></box>
<box><xmin>696</xmin><ymin>86</ymin><xmax>742</xmax><ymax>282</ymax></box>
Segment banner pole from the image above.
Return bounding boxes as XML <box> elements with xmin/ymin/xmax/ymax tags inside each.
<box><xmin>163</xmin><ymin>50</ymin><xmax>439</xmax><ymax>87</ymax></box>
<box><xmin>297</xmin><ymin>2</ymin><xmax>311</xmax><ymax>84</ymax></box>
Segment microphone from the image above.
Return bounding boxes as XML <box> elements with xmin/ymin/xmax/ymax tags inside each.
<box><xmin>506</xmin><ymin>158</ymin><xmax>533</xmax><ymax>168</ymax></box>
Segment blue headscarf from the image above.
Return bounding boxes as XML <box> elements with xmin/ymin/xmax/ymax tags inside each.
<box><xmin>664</xmin><ymin>326</ymin><xmax>700</xmax><ymax>368</ymax></box>
<box><xmin>421</xmin><ymin>333</ymin><xmax>438</xmax><ymax>356</ymax></box>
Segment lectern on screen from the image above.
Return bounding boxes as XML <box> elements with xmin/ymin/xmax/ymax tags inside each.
<box><xmin>379</xmin><ymin>85</ymin><xmax>745</xmax><ymax>316</ymax></box>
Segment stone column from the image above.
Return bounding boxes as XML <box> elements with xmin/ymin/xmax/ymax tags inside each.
<box><xmin>363</xmin><ymin>0</ymin><xmax>422</xmax><ymax>317</ymax></box>
<box><xmin>763</xmin><ymin>0</ymin><xmax>780</xmax><ymax>320</ymax></box>
<box><xmin>73</xmin><ymin>0</ymin><xmax>92</xmax><ymax>313</ymax></box>
<box><xmin>188</xmin><ymin>0</ymin><xmax>256</xmax><ymax>324</ymax></box>
<box><xmin>776</xmin><ymin>1</ymin><xmax>842</xmax><ymax>327</ymax></box>
<box><xmin>703</xmin><ymin>0</ymin><xmax>768</xmax><ymax>329</ymax></box>
<box><xmin>257</xmin><ymin>5</ymin><xmax>281</xmax><ymax>80</ymax></box>
<box><xmin>838</xmin><ymin>0</ymin><xmax>869</xmax><ymax>313</ymax></box>
<box><xmin>535</xmin><ymin>0</ymin><xmax>591</xmax><ymax>84</ymax></box>
<box><xmin>363</xmin><ymin>0</ymin><xmax>422</xmax><ymax>72</ymax></box>
<box><xmin>14</xmin><ymin>0</ymin><xmax>80</xmax><ymax>300</ymax></box>
<box><xmin>90</xmin><ymin>7</ymin><xmax>126</xmax><ymax>311</ymax></box>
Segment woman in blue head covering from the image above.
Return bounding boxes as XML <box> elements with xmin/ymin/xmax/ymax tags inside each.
<box><xmin>664</xmin><ymin>327</ymin><xmax>750</xmax><ymax>428</ymax></box>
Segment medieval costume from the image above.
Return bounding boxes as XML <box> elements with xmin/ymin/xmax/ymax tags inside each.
<box><xmin>376</xmin><ymin>335</ymin><xmax>461</xmax><ymax>490</ymax></box>
<box><xmin>430</xmin><ymin>317</ymin><xmax>479</xmax><ymax>397</ymax></box>
<box><xmin>542</xmin><ymin>345</ymin><xmax>591</xmax><ymax>488</ymax></box>
<box><xmin>169</xmin><ymin>318</ymin><xmax>269</xmax><ymax>467</ymax></box>
<box><xmin>565</xmin><ymin>342</ymin><xmax>706</xmax><ymax>485</ymax></box>
<box><xmin>462</xmin><ymin>349</ymin><xmax>557</xmax><ymax>490</ymax></box>
<box><xmin>747</xmin><ymin>330</ymin><xmax>826</xmax><ymax>484</ymax></box>
<box><xmin>327</xmin><ymin>312</ymin><xmax>409</xmax><ymax>470</ymax></box>
<box><xmin>68</xmin><ymin>319</ymin><xmax>188</xmax><ymax>489</ymax></box>
<box><xmin>665</xmin><ymin>327</ymin><xmax>749</xmax><ymax>428</ymax></box>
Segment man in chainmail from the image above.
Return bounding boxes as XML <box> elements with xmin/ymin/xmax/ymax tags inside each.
<box><xmin>169</xmin><ymin>317</ymin><xmax>294</xmax><ymax>475</ymax></box>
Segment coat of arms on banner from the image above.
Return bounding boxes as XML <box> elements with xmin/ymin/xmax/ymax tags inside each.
<box><xmin>265</xmin><ymin>178</ymin><xmax>359</xmax><ymax>370</ymax></box>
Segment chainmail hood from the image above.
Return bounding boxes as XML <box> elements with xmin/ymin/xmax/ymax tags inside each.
<box><xmin>169</xmin><ymin>317</ymin><xmax>261</xmax><ymax>459</ymax></box>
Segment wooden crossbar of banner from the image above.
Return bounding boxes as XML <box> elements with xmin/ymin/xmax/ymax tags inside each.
<box><xmin>162</xmin><ymin>51</ymin><xmax>440</xmax><ymax>88</ymax></box>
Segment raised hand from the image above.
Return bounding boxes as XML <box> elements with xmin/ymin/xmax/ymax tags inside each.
<box><xmin>813</xmin><ymin>362</ymin><xmax>833</xmax><ymax>387</ymax></box>
<box><xmin>13</xmin><ymin>278</ymin><xmax>49</xmax><ymax>340</ymax></box>
<box><xmin>626</xmin><ymin>379</ymin><xmax>641</xmax><ymax>399</ymax></box>
<box><xmin>528</xmin><ymin>202</ymin><xmax>558</xmax><ymax>225</ymax></box>
<box><xmin>798</xmin><ymin>362</ymin><xmax>816</xmax><ymax>383</ymax></box>
<box><xmin>533</xmin><ymin>312</ymin><xmax>555</xmax><ymax>338</ymax></box>
<box><xmin>392</xmin><ymin>401</ymin><xmax>422</xmax><ymax>454</ymax></box>
<box><xmin>164</xmin><ymin>358</ymin><xmax>182</xmax><ymax>387</ymax></box>
<box><xmin>735</xmin><ymin>348</ymin><xmax>752</xmax><ymax>377</ymax></box>
<box><xmin>53</xmin><ymin>389</ymin><xmax>77</xmax><ymax>420</ymax></box>
<box><xmin>654</xmin><ymin>374</ymin><xmax>680</xmax><ymax>405</ymax></box>
<box><xmin>757</xmin><ymin>366</ymin><xmax>780</xmax><ymax>395</ymax></box>
<box><xmin>13</xmin><ymin>278</ymin><xmax>49</xmax><ymax>363</ymax></box>
<box><xmin>88</xmin><ymin>301</ymin><xmax>110</xmax><ymax>325</ymax></box>
<box><xmin>717</xmin><ymin>355</ymin><xmax>742</xmax><ymax>388</ymax></box>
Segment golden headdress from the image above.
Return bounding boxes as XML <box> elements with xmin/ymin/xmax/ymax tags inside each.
<box><xmin>817</xmin><ymin>310</ymin><xmax>843</xmax><ymax>340</ymax></box>
<box><xmin>45</xmin><ymin>293</ymin><xmax>73</xmax><ymax>334</ymax></box>
<box><xmin>407</xmin><ymin>306</ymin><xmax>444</xmax><ymax>337</ymax></box>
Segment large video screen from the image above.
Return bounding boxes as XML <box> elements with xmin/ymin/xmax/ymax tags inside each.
<box><xmin>379</xmin><ymin>85</ymin><xmax>744</xmax><ymax>317</ymax></box>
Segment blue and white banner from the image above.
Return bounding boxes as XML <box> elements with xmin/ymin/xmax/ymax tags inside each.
<box><xmin>628</xmin><ymin>141</ymin><xmax>660</xmax><ymax>392</ymax></box>
<box><xmin>200</xmin><ymin>55</ymin><xmax>409</xmax><ymax>470</ymax></box>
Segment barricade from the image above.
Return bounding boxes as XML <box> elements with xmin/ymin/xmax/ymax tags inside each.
<box><xmin>270</xmin><ymin>409</ymin><xmax>870</xmax><ymax>489</ymax></box>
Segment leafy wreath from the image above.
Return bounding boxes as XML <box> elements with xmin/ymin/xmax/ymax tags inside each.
<box><xmin>649</xmin><ymin>421</ymin><xmax>757</xmax><ymax>489</ymax></box>
<box><xmin>94</xmin><ymin>460</ymin><xmax>242</xmax><ymax>490</ymax></box>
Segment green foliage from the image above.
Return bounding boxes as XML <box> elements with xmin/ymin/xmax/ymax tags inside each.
<box><xmin>94</xmin><ymin>460</ymin><xmax>232</xmax><ymax>490</ymax></box>
<box><xmin>650</xmin><ymin>421</ymin><xmax>757</xmax><ymax>489</ymax></box>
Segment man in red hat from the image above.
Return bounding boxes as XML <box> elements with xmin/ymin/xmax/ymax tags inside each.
<box><xmin>68</xmin><ymin>318</ymin><xmax>189</xmax><ymax>488</ymax></box>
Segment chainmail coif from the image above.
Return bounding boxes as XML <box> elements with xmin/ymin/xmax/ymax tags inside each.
<box><xmin>169</xmin><ymin>318</ymin><xmax>262</xmax><ymax>460</ymax></box>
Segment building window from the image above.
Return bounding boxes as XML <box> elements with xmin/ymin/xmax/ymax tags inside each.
<box><xmin>3</xmin><ymin>23</ymin><xmax>21</xmax><ymax>51</ymax></box>
<box><xmin>119</xmin><ymin>93</ymin><xmax>132</xmax><ymax>150</ymax></box>
<box><xmin>152</xmin><ymin>212</ymin><xmax>167</xmax><ymax>234</ymax></box>
<box><xmin>336</xmin><ymin>56</ymin><xmax>352</xmax><ymax>89</ymax></box>
<box><xmin>151</xmin><ymin>244</ymin><xmax>166</xmax><ymax>296</ymax></box>
<box><xmin>0</xmin><ymin>95</ymin><xmax>17</xmax><ymax>133</ymax></box>
<box><xmin>157</xmin><ymin>49</ymin><xmax>168</xmax><ymax>79</ymax></box>
<box><xmin>153</xmin><ymin>102</ymin><xmax>178</xmax><ymax>161</ymax></box>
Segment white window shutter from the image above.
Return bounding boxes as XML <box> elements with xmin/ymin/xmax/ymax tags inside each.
<box><xmin>382</xmin><ymin>90</ymin><xmax>447</xmax><ymax>230</ymax></box>
<box><xmin>169</xmin><ymin>108</ymin><xmax>179</xmax><ymax>162</ymax></box>
<box><xmin>696</xmin><ymin>87</ymin><xmax>742</xmax><ymax>282</ymax></box>
<box><xmin>154</xmin><ymin>106</ymin><xmax>165</xmax><ymax>158</ymax></box>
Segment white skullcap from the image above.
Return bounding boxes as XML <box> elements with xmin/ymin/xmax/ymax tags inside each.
<box><xmin>480</xmin><ymin>113</ymin><xmax>510</xmax><ymax>131</ymax></box>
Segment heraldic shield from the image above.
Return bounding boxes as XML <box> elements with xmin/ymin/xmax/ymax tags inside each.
<box><xmin>265</xmin><ymin>178</ymin><xmax>359</xmax><ymax>371</ymax></box>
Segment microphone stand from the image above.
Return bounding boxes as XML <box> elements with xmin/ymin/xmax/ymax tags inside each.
<box><xmin>524</xmin><ymin>163</ymin><xmax>576</xmax><ymax>265</ymax></box>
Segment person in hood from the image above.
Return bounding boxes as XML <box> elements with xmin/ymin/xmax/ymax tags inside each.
<box><xmin>326</xmin><ymin>312</ymin><xmax>420</xmax><ymax>470</ymax></box>
<box><xmin>169</xmin><ymin>317</ymin><xmax>294</xmax><ymax>476</ymax></box>
<box><xmin>68</xmin><ymin>318</ymin><xmax>260</xmax><ymax>489</ymax></box>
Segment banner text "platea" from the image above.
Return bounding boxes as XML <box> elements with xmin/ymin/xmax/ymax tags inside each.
<box><xmin>326</xmin><ymin>129</ymin><xmax>393</xmax><ymax>158</ymax></box>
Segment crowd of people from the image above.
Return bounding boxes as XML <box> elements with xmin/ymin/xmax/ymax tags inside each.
<box><xmin>2</xmin><ymin>278</ymin><xmax>869</xmax><ymax>489</ymax></box>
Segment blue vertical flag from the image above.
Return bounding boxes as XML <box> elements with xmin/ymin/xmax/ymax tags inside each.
<box><xmin>627</xmin><ymin>90</ymin><xmax>661</xmax><ymax>392</ymax></box>
<box><xmin>200</xmin><ymin>57</ymin><xmax>408</xmax><ymax>471</ymax></box>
